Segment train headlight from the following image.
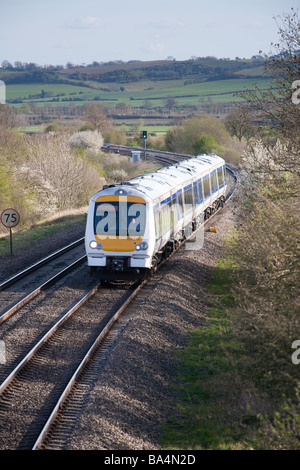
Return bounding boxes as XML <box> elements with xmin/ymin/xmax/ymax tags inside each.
<box><xmin>89</xmin><ymin>240</ymin><xmax>102</xmax><ymax>249</ymax></box>
<box><xmin>135</xmin><ymin>241</ymin><xmax>148</xmax><ymax>251</ymax></box>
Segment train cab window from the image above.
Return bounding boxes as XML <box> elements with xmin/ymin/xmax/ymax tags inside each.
<box><xmin>203</xmin><ymin>176</ymin><xmax>211</xmax><ymax>198</ymax></box>
<box><xmin>94</xmin><ymin>201</ymin><xmax>146</xmax><ymax>237</ymax></box>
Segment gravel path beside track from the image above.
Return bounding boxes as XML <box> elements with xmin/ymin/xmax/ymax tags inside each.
<box><xmin>0</xmin><ymin>194</ymin><xmax>238</xmax><ymax>450</ymax></box>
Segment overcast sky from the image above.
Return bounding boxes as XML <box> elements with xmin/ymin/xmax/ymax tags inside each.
<box><xmin>0</xmin><ymin>0</ymin><xmax>297</xmax><ymax>66</ymax></box>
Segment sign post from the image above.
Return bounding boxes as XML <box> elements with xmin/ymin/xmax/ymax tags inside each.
<box><xmin>1</xmin><ymin>208</ymin><xmax>20</xmax><ymax>255</ymax></box>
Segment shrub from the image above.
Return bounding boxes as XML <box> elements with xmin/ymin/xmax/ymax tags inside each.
<box><xmin>69</xmin><ymin>130</ymin><xmax>104</xmax><ymax>154</ymax></box>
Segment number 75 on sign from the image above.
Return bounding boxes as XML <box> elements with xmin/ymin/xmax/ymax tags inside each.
<box><xmin>1</xmin><ymin>208</ymin><xmax>20</xmax><ymax>255</ymax></box>
<box><xmin>1</xmin><ymin>208</ymin><xmax>20</xmax><ymax>228</ymax></box>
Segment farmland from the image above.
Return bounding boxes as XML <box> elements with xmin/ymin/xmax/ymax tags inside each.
<box><xmin>5</xmin><ymin>77</ymin><xmax>272</xmax><ymax>107</ymax></box>
<box><xmin>1</xmin><ymin>56</ymin><xmax>272</xmax><ymax>129</ymax></box>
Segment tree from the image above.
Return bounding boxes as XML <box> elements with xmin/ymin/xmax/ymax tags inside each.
<box><xmin>165</xmin><ymin>115</ymin><xmax>230</xmax><ymax>155</ymax></box>
<box><xmin>25</xmin><ymin>133</ymin><xmax>100</xmax><ymax>212</ymax></box>
<box><xmin>238</xmin><ymin>8</ymin><xmax>300</xmax><ymax>176</ymax></box>
<box><xmin>69</xmin><ymin>130</ymin><xmax>104</xmax><ymax>154</ymax></box>
<box><xmin>1</xmin><ymin>60</ymin><xmax>13</xmax><ymax>69</ymax></box>
<box><xmin>193</xmin><ymin>134</ymin><xmax>216</xmax><ymax>155</ymax></box>
<box><xmin>164</xmin><ymin>96</ymin><xmax>177</xmax><ymax>109</ymax></box>
<box><xmin>0</xmin><ymin>104</ymin><xmax>17</xmax><ymax>129</ymax></box>
<box><xmin>224</xmin><ymin>104</ymin><xmax>255</xmax><ymax>142</ymax></box>
<box><xmin>83</xmin><ymin>102</ymin><xmax>114</xmax><ymax>138</ymax></box>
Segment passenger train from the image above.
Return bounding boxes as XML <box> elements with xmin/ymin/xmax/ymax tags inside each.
<box><xmin>85</xmin><ymin>154</ymin><xmax>227</xmax><ymax>280</ymax></box>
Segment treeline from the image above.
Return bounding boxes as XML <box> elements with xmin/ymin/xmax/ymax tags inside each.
<box><xmin>0</xmin><ymin>56</ymin><xmax>266</xmax><ymax>86</ymax></box>
<box><xmin>216</xmin><ymin>9</ymin><xmax>300</xmax><ymax>448</ymax></box>
<box><xmin>57</xmin><ymin>58</ymin><xmax>267</xmax><ymax>84</ymax></box>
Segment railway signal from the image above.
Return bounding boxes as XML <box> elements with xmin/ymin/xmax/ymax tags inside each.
<box><xmin>141</xmin><ymin>130</ymin><xmax>147</xmax><ymax>158</ymax></box>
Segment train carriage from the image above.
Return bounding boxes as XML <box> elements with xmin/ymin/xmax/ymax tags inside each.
<box><xmin>85</xmin><ymin>154</ymin><xmax>227</xmax><ymax>280</ymax></box>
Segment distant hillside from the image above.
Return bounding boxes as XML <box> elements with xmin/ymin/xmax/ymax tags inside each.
<box><xmin>1</xmin><ymin>57</ymin><xmax>268</xmax><ymax>86</ymax></box>
<box><xmin>58</xmin><ymin>57</ymin><xmax>269</xmax><ymax>83</ymax></box>
<box><xmin>0</xmin><ymin>57</ymin><xmax>271</xmax><ymax>128</ymax></box>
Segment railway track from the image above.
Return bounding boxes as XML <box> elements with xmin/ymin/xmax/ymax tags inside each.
<box><xmin>0</xmin><ymin>238</ymin><xmax>86</xmax><ymax>324</ymax></box>
<box><xmin>0</xmin><ymin>148</ymin><xmax>238</xmax><ymax>450</ymax></box>
<box><xmin>102</xmin><ymin>143</ymin><xmax>192</xmax><ymax>164</ymax></box>
<box><xmin>0</xmin><ymin>277</ymin><xmax>140</xmax><ymax>449</ymax></box>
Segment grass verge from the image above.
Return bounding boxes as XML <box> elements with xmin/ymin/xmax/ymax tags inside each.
<box><xmin>0</xmin><ymin>210</ymin><xmax>86</xmax><ymax>257</ymax></box>
<box><xmin>161</xmin><ymin>258</ymin><xmax>260</xmax><ymax>450</ymax></box>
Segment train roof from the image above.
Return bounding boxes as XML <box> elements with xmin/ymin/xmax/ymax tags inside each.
<box><xmin>91</xmin><ymin>154</ymin><xmax>225</xmax><ymax>204</ymax></box>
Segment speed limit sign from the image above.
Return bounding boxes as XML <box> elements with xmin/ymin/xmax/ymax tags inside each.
<box><xmin>1</xmin><ymin>208</ymin><xmax>20</xmax><ymax>228</ymax></box>
<box><xmin>1</xmin><ymin>209</ymin><xmax>20</xmax><ymax>255</ymax></box>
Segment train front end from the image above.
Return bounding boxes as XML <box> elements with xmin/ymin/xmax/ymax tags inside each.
<box><xmin>85</xmin><ymin>185</ymin><xmax>153</xmax><ymax>280</ymax></box>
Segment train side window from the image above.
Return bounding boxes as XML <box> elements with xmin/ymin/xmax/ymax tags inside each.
<box><xmin>171</xmin><ymin>195</ymin><xmax>178</xmax><ymax>225</ymax></box>
<box><xmin>203</xmin><ymin>176</ymin><xmax>210</xmax><ymax>198</ymax></box>
<box><xmin>217</xmin><ymin>167</ymin><xmax>224</xmax><ymax>187</ymax></box>
<box><xmin>210</xmin><ymin>171</ymin><xmax>217</xmax><ymax>193</ymax></box>
<box><xmin>184</xmin><ymin>185</ymin><xmax>193</xmax><ymax>213</ymax></box>
<box><xmin>193</xmin><ymin>182</ymin><xmax>199</xmax><ymax>205</ymax></box>
<box><xmin>198</xmin><ymin>179</ymin><xmax>203</xmax><ymax>202</ymax></box>
<box><xmin>177</xmin><ymin>191</ymin><xmax>184</xmax><ymax>219</ymax></box>
<box><xmin>154</xmin><ymin>208</ymin><xmax>162</xmax><ymax>239</ymax></box>
<box><xmin>161</xmin><ymin>200</ymin><xmax>171</xmax><ymax>234</ymax></box>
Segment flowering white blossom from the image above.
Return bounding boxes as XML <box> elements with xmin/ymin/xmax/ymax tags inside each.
<box><xmin>25</xmin><ymin>133</ymin><xmax>100</xmax><ymax>212</ymax></box>
<box><xmin>69</xmin><ymin>130</ymin><xmax>104</xmax><ymax>154</ymax></box>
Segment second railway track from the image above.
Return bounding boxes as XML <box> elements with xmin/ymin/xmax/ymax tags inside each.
<box><xmin>0</xmin><ymin>238</ymin><xmax>86</xmax><ymax>324</ymax></box>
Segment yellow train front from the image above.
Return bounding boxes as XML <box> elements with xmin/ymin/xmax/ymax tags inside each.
<box><xmin>85</xmin><ymin>185</ymin><xmax>155</xmax><ymax>280</ymax></box>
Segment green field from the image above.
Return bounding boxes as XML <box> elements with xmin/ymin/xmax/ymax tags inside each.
<box><xmin>2</xmin><ymin>58</ymin><xmax>272</xmax><ymax>129</ymax></box>
<box><xmin>6</xmin><ymin>77</ymin><xmax>272</xmax><ymax>108</ymax></box>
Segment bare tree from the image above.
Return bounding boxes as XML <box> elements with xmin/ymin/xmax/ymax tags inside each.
<box><xmin>238</xmin><ymin>8</ymin><xmax>300</xmax><ymax>176</ymax></box>
<box><xmin>83</xmin><ymin>102</ymin><xmax>114</xmax><ymax>138</ymax></box>
<box><xmin>224</xmin><ymin>104</ymin><xmax>255</xmax><ymax>142</ymax></box>
<box><xmin>0</xmin><ymin>104</ymin><xmax>17</xmax><ymax>129</ymax></box>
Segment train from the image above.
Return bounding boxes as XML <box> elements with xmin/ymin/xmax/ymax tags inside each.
<box><xmin>85</xmin><ymin>154</ymin><xmax>227</xmax><ymax>281</ymax></box>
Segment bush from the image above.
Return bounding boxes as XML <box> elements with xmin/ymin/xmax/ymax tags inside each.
<box><xmin>69</xmin><ymin>130</ymin><xmax>104</xmax><ymax>154</ymax></box>
<box><xmin>224</xmin><ymin>140</ymin><xmax>300</xmax><ymax>408</ymax></box>
<box><xmin>21</xmin><ymin>133</ymin><xmax>102</xmax><ymax>216</ymax></box>
<box><xmin>193</xmin><ymin>133</ymin><xmax>217</xmax><ymax>154</ymax></box>
<box><xmin>165</xmin><ymin>115</ymin><xmax>242</xmax><ymax>165</ymax></box>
